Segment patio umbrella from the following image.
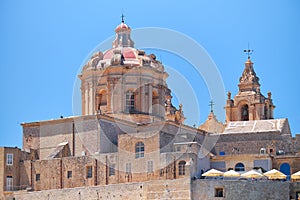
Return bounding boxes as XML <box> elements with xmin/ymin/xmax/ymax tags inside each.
<box><xmin>223</xmin><ymin>170</ymin><xmax>240</xmax><ymax>177</ymax></box>
<box><xmin>202</xmin><ymin>169</ymin><xmax>224</xmax><ymax>177</ymax></box>
<box><xmin>241</xmin><ymin>170</ymin><xmax>264</xmax><ymax>179</ymax></box>
<box><xmin>291</xmin><ymin>171</ymin><xmax>300</xmax><ymax>180</ymax></box>
<box><xmin>264</xmin><ymin>169</ymin><xmax>286</xmax><ymax>180</ymax></box>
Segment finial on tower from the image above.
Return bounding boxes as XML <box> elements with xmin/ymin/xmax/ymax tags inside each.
<box><xmin>121</xmin><ymin>13</ymin><xmax>125</xmax><ymax>23</ymax></box>
<box><xmin>209</xmin><ymin>100</ymin><xmax>215</xmax><ymax>113</ymax></box>
<box><xmin>244</xmin><ymin>43</ymin><xmax>253</xmax><ymax>59</ymax></box>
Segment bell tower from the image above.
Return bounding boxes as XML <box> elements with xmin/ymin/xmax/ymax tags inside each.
<box><xmin>225</xmin><ymin>51</ymin><xmax>275</xmax><ymax>122</ymax></box>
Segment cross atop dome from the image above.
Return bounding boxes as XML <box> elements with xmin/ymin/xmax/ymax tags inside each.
<box><xmin>121</xmin><ymin>13</ymin><xmax>125</xmax><ymax>23</ymax></box>
<box><xmin>209</xmin><ymin>100</ymin><xmax>215</xmax><ymax>113</ymax></box>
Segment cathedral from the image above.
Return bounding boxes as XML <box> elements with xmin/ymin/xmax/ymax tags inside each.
<box><xmin>1</xmin><ymin>19</ymin><xmax>300</xmax><ymax>200</ymax></box>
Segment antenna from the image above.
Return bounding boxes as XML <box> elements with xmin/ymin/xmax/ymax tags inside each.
<box><xmin>243</xmin><ymin>43</ymin><xmax>253</xmax><ymax>59</ymax></box>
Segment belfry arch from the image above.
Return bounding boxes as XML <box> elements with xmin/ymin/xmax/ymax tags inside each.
<box><xmin>225</xmin><ymin>57</ymin><xmax>275</xmax><ymax>122</ymax></box>
<box><xmin>241</xmin><ymin>104</ymin><xmax>249</xmax><ymax>121</ymax></box>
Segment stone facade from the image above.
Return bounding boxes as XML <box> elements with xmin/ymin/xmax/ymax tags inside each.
<box><xmin>9</xmin><ymin>177</ymin><xmax>191</xmax><ymax>200</ymax></box>
<box><xmin>210</xmin><ymin>154</ymin><xmax>272</xmax><ymax>172</ymax></box>
<box><xmin>6</xmin><ymin>178</ymin><xmax>296</xmax><ymax>200</ymax></box>
<box><xmin>79</xmin><ymin>20</ymin><xmax>184</xmax><ymax>124</ymax></box>
<box><xmin>1</xmin><ymin>20</ymin><xmax>300</xmax><ymax>200</ymax></box>
<box><xmin>192</xmin><ymin>179</ymin><xmax>289</xmax><ymax>200</ymax></box>
<box><xmin>0</xmin><ymin>147</ymin><xmax>29</xmax><ymax>199</ymax></box>
<box><xmin>225</xmin><ymin>59</ymin><xmax>275</xmax><ymax>122</ymax></box>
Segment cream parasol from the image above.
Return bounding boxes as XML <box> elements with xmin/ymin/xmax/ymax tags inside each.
<box><xmin>241</xmin><ymin>170</ymin><xmax>264</xmax><ymax>179</ymax></box>
<box><xmin>291</xmin><ymin>171</ymin><xmax>300</xmax><ymax>180</ymax></box>
<box><xmin>263</xmin><ymin>169</ymin><xmax>286</xmax><ymax>179</ymax></box>
<box><xmin>202</xmin><ymin>169</ymin><xmax>224</xmax><ymax>177</ymax></box>
<box><xmin>223</xmin><ymin>170</ymin><xmax>240</xmax><ymax>177</ymax></box>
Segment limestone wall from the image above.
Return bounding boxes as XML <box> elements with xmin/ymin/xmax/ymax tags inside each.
<box><xmin>21</xmin><ymin>115</ymin><xmax>144</xmax><ymax>160</ymax></box>
<box><xmin>210</xmin><ymin>154</ymin><xmax>272</xmax><ymax>172</ymax></box>
<box><xmin>39</xmin><ymin>121</ymin><xmax>74</xmax><ymax>159</ymax></box>
<box><xmin>293</xmin><ymin>134</ymin><xmax>300</xmax><ymax>153</ymax></box>
<box><xmin>272</xmin><ymin>156</ymin><xmax>300</xmax><ymax>175</ymax></box>
<box><xmin>11</xmin><ymin>177</ymin><xmax>191</xmax><ymax>200</ymax></box>
<box><xmin>213</xmin><ymin>131</ymin><xmax>293</xmax><ymax>156</ymax></box>
<box><xmin>22</xmin><ymin>125</ymin><xmax>40</xmax><ymax>152</ymax></box>
<box><xmin>289</xmin><ymin>182</ymin><xmax>300</xmax><ymax>200</ymax></box>
<box><xmin>192</xmin><ymin>179</ymin><xmax>289</xmax><ymax>200</ymax></box>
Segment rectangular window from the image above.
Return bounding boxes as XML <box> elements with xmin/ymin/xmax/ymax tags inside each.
<box><xmin>109</xmin><ymin>164</ymin><xmax>115</xmax><ymax>176</ymax></box>
<box><xmin>126</xmin><ymin>163</ymin><xmax>131</xmax><ymax>174</ymax></box>
<box><xmin>147</xmin><ymin>161</ymin><xmax>153</xmax><ymax>173</ymax></box>
<box><xmin>67</xmin><ymin>171</ymin><xmax>72</xmax><ymax>178</ymax></box>
<box><xmin>178</xmin><ymin>161</ymin><xmax>186</xmax><ymax>175</ymax></box>
<box><xmin>6</xmin><ymin>154</ymin><xmax>13</xmax><ymax>166</ymax></box>
<box><xmin>215</xmin><ymin>188</ymin><xmax>224</xmax><ymax>197</ymax></box>
<box><xmin>86</xmin><ymin>166</ymin><xmax>92</xmax><ymax>178</ymax></box>
<box><xmin>135</xmin><ymin>142</ymin><xmax>145</xmax><ymax>159</ymax></box>
<box><xmin>6</xmin><ymin>176</ymin><xmax>13</xmax><ymax>191</ymax></box>
<box><xmin>125</xmin><ymin>91</ymin><xmax>135</xmax><ymax>113</ymax></box>
<box><xmin>36</xmin><ymin>174</ymin><xmax>40</xmax><ymax>181</ymax></box>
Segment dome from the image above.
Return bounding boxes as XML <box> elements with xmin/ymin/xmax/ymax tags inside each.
<box><xmin>103</xmin><ymin>47</ymin><xmax>137</xmax><ymax>60</ymax></box>
<box><xmin>81</xmin><ymin>20</ymin><xmax>165</xmax><ymax>71</ymax></box>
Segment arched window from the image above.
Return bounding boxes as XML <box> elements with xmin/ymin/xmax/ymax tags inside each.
<box><xmin>241</xmin><ymin>104</ymin><xmax>249</xmax><ymax>121</ymax></box>
<box><xmin>135</xmin><ymin>142</ymin><xmax>144</xmax><ymax>158</ymax></box>
<box><xmin>280</xmin><ymin>163</ymin><xmax>291</xmax><ymax>177</ymax></box>
<box><xmin>125</xmin><ymin>91</ymin><xmax>135</xmax><ymax>113</ymax></box>
<box><xmin>178</xmin><ymin>161</ymin><xmax>186</xmax><ymax>175</ymax></box>
<box><xmin>235</xmin><ymin>163</ymin><xmax>245</xmax><ymax>172</ymax></box>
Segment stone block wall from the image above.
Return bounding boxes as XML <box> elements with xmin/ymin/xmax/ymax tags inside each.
<box><xmin>210</xmin><ymin>154</ymin><xmax>272</xmax><ymax>172</ymax></box>
<box><xmin>192</xmin><ymin>179</ymin><xmax>289</xmax><ymax>200</ymax></box>
<box><xmin>289</xmin><ymin>182</ymin><xmax>300</xmax><ymax>200</ymax></box>
<box><xmin>293</xmin><ymin>134</ymin><xmax>300</xmax><ymax>153</ymax></box>
<box><xmin>212</xmin><ymin>131</ymin><xmax>293</xmax><ymax>156</ymax></box>
<box><xmin>11</xmin><ymin>177</ymin><xmax>191</xmax><ymax>200</ymax></box>
<box><xmin>22</xmin><ymin>125</ymin><xmax>40</xmax><ymax>153</ymax></box>
<box><xmin>18</xmin><ymin>156</ymin><xmax>98</xmax><ymax>191</ymax></box>
<box><xmin>21</xmin><ymin>115</ymin><xmax>139</xmax><ymax>160</ymax></box>
<box><xmin>39</xmin><ymin>121</ymin><xmax>74</xmax><ymax>159</ymax></box>
<box><xmin>272</xmin><ymin>156</ymin><xmax>300</xmax><ymax>175</ymax></box>
<box><xmin>118</xmin><ymin>132</ymin><xmax>161</xmax><ymax>182</ymax></box>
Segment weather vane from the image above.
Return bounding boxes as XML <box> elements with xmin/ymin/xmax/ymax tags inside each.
<box><xmin>209</xmin><ymin>100</ymin><xmax>215</xmax><ymax>113</ymax></box>
<box><xmin>244</xmin><ymin>43</ymin><xmax>253</xmax><ymax>59</ymax></box>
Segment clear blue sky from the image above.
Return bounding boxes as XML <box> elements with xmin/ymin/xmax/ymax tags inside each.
<box><xmin>1</xmin><ymin>0</ymin><xmax>299</xmax><ymax>147</ymax></box>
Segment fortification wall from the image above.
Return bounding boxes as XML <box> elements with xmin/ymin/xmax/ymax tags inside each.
<box><xmin>192</xmin><ymin>179</ymin><xmax>289</xmax><ymax>200</ymax></box>
<box><xmin>10</xmin><ymin>177</ymin><xmax>191</xmax><ymax>200</ymax></box>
